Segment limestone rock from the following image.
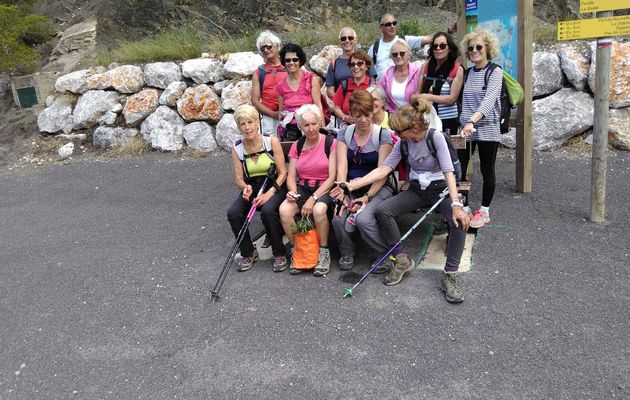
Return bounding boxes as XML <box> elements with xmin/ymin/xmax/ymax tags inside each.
<box><xmin>140</xmin><ymin>106</ymin><xmax>185</xmax><ymax>151</ymax></box>
<box><xmin>309</xmin><ymin>45</ymin><xmax>342</xmax><ymax>77</ymax></box>
<box><xmin>109</xmin><ymin>65</ymin><xmax>145</xmax><ymax>93</ymax></box>
<box><xmin>98</xmin><ymin>110</ymin><xmax>118</xmax><ymax>126</ymax></box>
<box><xmin>221</xmin><ymin>80</ymin><xmax>252</xmax><ymax>111</ymax></box>
<box><xmin>608</xmin><ymin>107</ymin><xmax>630</xmax><ymax>151</ymax></box>
<box><xmin>223</xmin><ymin>52</ymin><xmax>264</xmax><ymax>79</ymax></box>
<box><xmin>72</xmin><ymin>90</ymin><xmax>120</xmax><ymax>128</ymax></box>
<box><xmin>86</xmin><ymin>71</ymin><xmax>112</xmax><ymax>90</ymax></box>
<box><xmin>123</xmin><ymin>88</ymin><xmax>159</xmax><ymax>126</ymax></box>
<box><xmin>143</xmin><ymin>62</ymin><xmax>183</xmax><ymax>89</ymax></box>
<box><xmin>533</xmin><ymin>51</ymin><xmax>565</xmax><ymax>97</ymax></box>
<box><xmin>93</xmin><ymin>127</ymin><xmax>139</xmax><ymax>148</ymax></box>
<box><xmin>532</xmin><ymin>88</ymin><xmax>593</xmax><ymax>150</ymax></box>
<box><xmin>589</xmin><ymin>41</ymin><xmax>630</xmax><ymax>108</ymax></box>
<box><xmin>111</xmin><ymin>103</ymin><xmax>123</xmax><ymax>113</ymax></box>
<box><xmin>58</xmin><ymin>142</ymin><xmax>74</xmax><ymax>158</ymax></box>
<box><xmin>183</xmin><ymin>122</ymin><xmax>217</xmax><ymax>152</ymax></box>
<box><xmin>159</xmin><ymin>81</ymin><xmax>187</xmax><ymax>107</ymax></box>
<box><xmin>558</xmin><ymin>42</ymin><xmax>591</xmax><ymax>91</ymax></box>
<box><xmin>37</xmin><ymin>94</ymin><xmax>76</xmax><ymax>134</ymax></box>
<box><xmin>182</xmin><ymin>58</ymin><xmax>224</xmax><ymax>84</ymax></box>
<box><xmin>45</xmin><ymin>95</ymin><xmax>55</xmax><ymax>107</ymax></box>
<box><xmin>213</xmin><ymin>80</ymin><xmax>230</xmax><ymax>95</ymax></box>
<box><xmin>55</xmin><ymin>69</ymin><xmax>91</xmax><ymax>94</ymax></box>
<box><xmin>176</xmin><ymin>84</ymin><xmax>222</xmax><ymax>122</ymax></box>
<box><xmin>215</xmin><ymin>113</ymin><xmax>241</xmax><ymax>151</ymax></box>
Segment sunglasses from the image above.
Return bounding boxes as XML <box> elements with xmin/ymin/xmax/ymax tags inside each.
<box><xmin>340</xmin><ymin>36</ymin><xmax>355</xmax><ymax>42</ymax></box>
<box><xmin>349</xmin><ymin>61</ymin><xmax>365</xmax><ymax>68</ymax></box>
<box><xmin>352</xmin><ymin>146</ymin><xmax>363</xmax><ymax>165</ymax></box>
<box><xmin>260</xmin><ymin>44</ymin><xmax>273</xmax><ymax>51</ymax></box>
<box><xmin>391</xmin><ymin>51</ymin><xmax>406</xmax><ymax>59</ymax></box>
<box><xmin>380</xmin><ymin>21</ymin><xmax>397</xmax><ymax>27</ymax></box>
<box><xmin>284</xmin><ymin>57</ymin><xmax>300</xmax><ymax>64</ymax></box>
<box><xmin>467</xmin><ymin>44</ymin><xmax>484</xmax><ymax>52</ymax></box>
<box><xmin>432</xmin><ymin>43</ymin><xmax>448</xmax><ymax>50</ymax></box>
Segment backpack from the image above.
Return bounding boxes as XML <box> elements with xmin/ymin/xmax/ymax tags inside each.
<box><xmin>343</xmin><ymin>124</ymin><xmax>383</xmax><ymax>151</ymax></box>
<box><xmin>422</xmin><ymin>60</ymin><xmax>461</xmax><ymax>88</ymax></box>
<box><xmin>296</xmin><ymin>132</ymin><xmax>334</xmax><ymax>158</ymax></box>
<box><xmin>400</xmin><ymin>128</ymin><xmax>462</xmax><ymax>181</ymax></box>
<box><xmin>371</xmin><ymin>35</ymin><xmax>407</xmax><ymax>66</ymax></box>
<box><xmin>257</xmin><ymin>64</ymin><xmax>287</xmax><ymax>90</ymax></box>
<box><xmin>234</xmin><ymin>134</ymin><xmax>275</xmax><ymax>181</ymax></box>
<box><xmin>340</xmin><ymin>76</ymin><xmax>373</xmax><ymax>99</ymax></box>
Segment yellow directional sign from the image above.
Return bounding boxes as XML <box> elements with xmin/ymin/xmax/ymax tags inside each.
<box><xmin>580</xmin><ymin>0</ymin><xmax>630</xmax><ymax>13</ymax></box>
<box><xmin>557</xmin><ymin>15</ymin><xmax>630</xmax><ymax>40</ymax></box>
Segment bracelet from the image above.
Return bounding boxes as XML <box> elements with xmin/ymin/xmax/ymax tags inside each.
<box><xmin>366</xmin><ymin>193</ymin><xmax>374</xmax><ymax>201</ymax></box>
<box><xmin>451</xmin><ymin>201</ymin><xmax>464</xmax><ymax>208</ymax></box>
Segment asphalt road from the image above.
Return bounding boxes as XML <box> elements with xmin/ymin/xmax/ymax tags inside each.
<box><xmin>0</xmin><ymin>148</ymin><xmax>628</xmax><ymax>399</ymax></box>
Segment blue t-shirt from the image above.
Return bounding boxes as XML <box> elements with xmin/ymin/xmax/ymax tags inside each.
<box><xmin>325</xmin><ymin>56</ymin><xmax>377</xmax><ymax>90</ymax></box>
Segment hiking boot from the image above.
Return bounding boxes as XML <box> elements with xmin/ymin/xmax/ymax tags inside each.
<box><xmin>440</xmin><ymin>272</ymin><xmax>465</xmax><ymax>303</ymax></box>
<box><xmin>273</xmin><ymin>255</ymin><xmax>288</xmax><ymax>272</ymax></box>
<box><xmin>338</xmin><ymin>255</ymin><xmax>354</xmax><ymax>271</ymax></box>
<box><xmin>374</xmin><ymin>256</ymin><xmax>394</xmax><ymax>274</ymax></box>
<box><xmin>237</xmin><ymin>248</ymin><xmax>259</xmax><ymax>272</ymax></box>
<box><xmin>261</xmin><ymin>234</ymin><xmax>271</xmax><ymax>248</ymax></box>
<box><xmin>313</xmin><ymin>248</ymin><xmax>331</xmax><ymax>276</ymax></box>
<box><xmin>383</xmin><ymin>253</ymin><xmax>415</xmax><ymax>286</ymax></box>
<box><xmin>469</xmin><ymin>210</ymin><xmax>490</xmax><ymax>228</ymax></box>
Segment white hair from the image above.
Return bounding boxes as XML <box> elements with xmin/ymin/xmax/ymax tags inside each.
<box><xmin>338</xmin><ymin>27</ymin><xmax>357</xmax><ymax>40</ymax></box>
<box><xmin>390</xmin><ymin>38</ymin><xmax>411</xmax><ymax>54</ymax></box>
<box><xmin>256</xmin><ymin>30</ymin><xmax>282</xmax><ymax>51</ymax></box>
<box><xmin>295</xmin><ymin>104</ymin><xmax>323</xmax><ymax>127</ymax></box>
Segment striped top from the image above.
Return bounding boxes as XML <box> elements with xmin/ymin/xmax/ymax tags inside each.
<box><xmin>436</xmin><ymin>82</ymin><xmax>459</xmax><ymax>120</ymax></box>
<box><xmin>459</xmin><ymin>64</ymin><xmax>503</xmax><ymax>142</ymax></box>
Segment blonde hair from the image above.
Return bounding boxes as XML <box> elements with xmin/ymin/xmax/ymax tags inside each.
<box><xmin>233</xmin><ymin>104</ymin><xmax>259</xmax><ymax>125</ymax></box>
<box><xmin>460</xmin><ymin>28</ymin><xmax>500</xmax><ymax>61</ymax></box>
<box><xmin>389</xmin><ymin>95</ymin><xmax>432</xmax><ymax>132</ymax></box>
<box><xmin>390</xmin><ymin>38</ymin><xmax>411</xmax><ymax>56</ymax></box>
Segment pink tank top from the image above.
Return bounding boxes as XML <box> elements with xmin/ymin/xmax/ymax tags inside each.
<box><xmin>276</xmin><ymin>71</ymin><xmax>316</xmax><ymax>112</ymax></box>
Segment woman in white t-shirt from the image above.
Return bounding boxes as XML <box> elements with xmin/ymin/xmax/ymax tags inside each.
<box><xmin>379</xmin><ymin>39</ymin><xmax>422</xmax><ymax>112</ymax></box>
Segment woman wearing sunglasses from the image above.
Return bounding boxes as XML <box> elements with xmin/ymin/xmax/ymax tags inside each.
<box><xmin>329</xmin><ymin>90</ymin><xmax>394</xmax><ymax>271</ymax></box>
<box><xmin>380</xmin><ymin>39</ymin><xmax>422</xmax><ymax>113</ymax></box>
<box><xmin>458</xmin><ymin>28</ymin><xmax>503</xmax><ymax>229</ymax></box>
<box><xmin>331</xmin><ymin>51</ymin><xmax>373</xmax><ymax>130</ymax></box>
<box><xmin>334</xmin><ymin>96</ymin><xmax>469</xmax><ymax>302</ymax></box>
<box><xmin>418</xmin><ymin>32</ymin><xmax>464</xmax><ymax>135</ymax></box>
<box><xmin>275</xmin><ymin>43</ymin><xmax>323</xmax><ymax>140</ymax></box>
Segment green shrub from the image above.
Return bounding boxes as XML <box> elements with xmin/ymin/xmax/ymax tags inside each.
<box><xmin>112</xmin><ymin>25</ymin><xmax>206</xmax><ymax>63</ymax></box>
<box><xmin>0</xmin><ymin>5</ymin><xmax>53</xmax><ymax>74</ymax></box>
<box><xmin>397</xmin><ymin>19</ymin><xmax>440</xmax><ymax>37</ymax></box>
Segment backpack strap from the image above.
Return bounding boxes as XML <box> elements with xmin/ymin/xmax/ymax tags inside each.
<box><xmin>344</xmin><ymin>125</ymin><xmax>355</xmax><ymax>146</ymax></box>
<box><xmin>372</xmin><ymin>39</ymin><xmax>380</xmax><ymax>67</ymax></box>
<box><xmin>235</xmin><ymin>134</ymin><xmax>275</xmax><ymax>180</ymax></box>
<box><xmin>449</xmin><ymin>61</ymin><xmax>461</xmax><ymax>80</ymax></box>
<box><xmin>296</xmin><ymin>135</ymin><xmax>306</xmax><ymax>158</ymax></box>
<box><xmin>341</xmin><ymin>79</ymin><xmax>349</xmax><ymax>98</ymax></box>
<box><xmin>324</xmin><ymin>133</ymin><xmax>333</xmax><ymax>159</ymax></box>
<box><xmin>425</xmin><ymin>128</ymin><xmax>437</xmax><ymax>157</ymax></box>
<box><xmin>371</xmin><ymin>126</ymin><xmax>384</xmax><ymax>150</ymax></box>
<box><xmin>258</xmin><ymin>65</ymin><xmax>265</xmax><ymax>90</ymax></box>
<box><xmin>483</xmin><ymin>62</ymin><xmax>500</xmax><ymax>91</ymax></box>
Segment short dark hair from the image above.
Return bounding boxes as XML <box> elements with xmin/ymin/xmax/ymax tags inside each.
<box><xmin>280</xmin><ymin>43</ymin><xmax>307</xmax><ymax>67</ymax></box>
<box><xmin>346</xmin><ymin>51</ymin><xmax>372</xmax><ymax>69</ymax></box>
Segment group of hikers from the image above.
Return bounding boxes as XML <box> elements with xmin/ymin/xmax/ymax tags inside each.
<box><xmin>227</xmin><ymin>12</ymin><xmax>506</xmax><ymax>303</ymax></box>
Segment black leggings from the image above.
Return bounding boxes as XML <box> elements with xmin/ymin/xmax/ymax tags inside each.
<box><xmin>457</xmin><ymin>141</ymin><xmax>499</xmax><ymax>208</ymax></box>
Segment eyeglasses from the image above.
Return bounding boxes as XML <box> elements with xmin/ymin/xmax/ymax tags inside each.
<box><xmin>284</xmin><ymin>57</ymin><xmax>300</xmax><ymax>64</ymax></box>
<box><xmin>394</xmin><ymin>126</ymin><xmax>412</xmax><ymax>136</ymax></box>
<box><xmin>467</xmin><ymin>44</ymin><xmax>484</xmax><ymax>52</ymax></box>
<box><xmin>432</xmin><ymin>43</ymin><xmax>448</xmax><ymax>50</ymax></box>
<box><xmin>380</xmin><ymin>21</ymin><xmax>397</xmax><ymax>27</ymax></box>
<box><xmin>391</xmin><ymin>51</ymin><xmax>406</xmax><ymax>59</ymax></box>
<box><xmin>340</xmin><ymin>36</ymin><xmax>355</xmax><ymax>42</ymax></box>
<box><xmin>260</xmin><ymin>45</ymin><xmax>273</xmax><ymax>51</ymax></box>
<box><xmin>349</xmin><ymin>61</ymin><xmax>365</xmax><ymax>68</ymax></box>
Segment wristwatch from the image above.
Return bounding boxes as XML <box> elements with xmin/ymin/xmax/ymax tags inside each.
<box><xmin>366</xmin><ymin>193</ymin><xmax>374</xmax><ymax>202</ymax></box>
<box><xmin>451</xmin><ymin>201</ymin><xmax>464</xmax><ymax>208</ymax></box>
<box><xmin>311</xmin><ymin>194</ymin><xmax>318</xmax><ymax>201</ymax></box>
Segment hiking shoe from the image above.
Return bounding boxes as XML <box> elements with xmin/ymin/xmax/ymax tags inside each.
<box><xmin>469</xmin><ymin>210</ymin><xmax>490</xmax><ymax>228</ymax></box>
<box><xmin>440</xmin><ymin>272</ymin><xmax>465</xmax><ymax>303</ymax></box>
<box><xmin>273</xmin><ymin>255</ymin><xmax>288</xmax><ymax>272</ymax></box>
<box><xmin>237</xmin><ymin>248</ymin><xmax>259</xmax><ymax>272</ymax></box>
<box><xmin>261</xmin><ymin>234</ymin><xmax>271</xmax><ymax>248</ymax></box>
<box><xmin>374</xmin><ymin>256</ymin><xmax>394</xmax><ymax>274</ymax></box>
<box><xmin>313</xmin><ymin>248</ymin><xmax>331</xmax><ymax>276</ymax></box>
<box><xmin>338</xmin><ymin>255</ymin><xmax>354</xmax><ymax>270</ymax></box>
<box><xmin>383</xmin><ymin>253</ymin><xmax>415</xmax><ymax>286</ymax></box>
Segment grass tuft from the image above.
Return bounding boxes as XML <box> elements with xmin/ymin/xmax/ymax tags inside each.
<box><xmin>112</xmin><ymin>25</ymin><xmax>206</xmax><ymax>63</ymax></box>
<box><xmin>110</xmin><ymin>135</ymin><xmax>151</xmax><ymax>157</ymax></box>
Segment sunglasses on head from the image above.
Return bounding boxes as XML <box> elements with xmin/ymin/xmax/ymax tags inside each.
<box><xmin>380</xmin><ymin>21</ymin><xmax>397</xmax><ymax>27</ymax></box>
<box><xmin>391</xmin><ymin>51</ymin><xmax>406</xmax><ymax>59</ymax></box>
<box><xmin>340</xmin><ymin>36</ymin><xmax>355</xmax><ymax>42</ymax></box>
<box><xmin>468</xmin><ymin>44</ymin><xmax>484</xmax><ymax>52</ymax></box>
<box><xmin>284</xmin><ymin>57</ymin><xmax>300</xmax><ymax>64</ymax></box>
<box><xmin>349</xmin><ymin>61</ymin><xmax>365</xmax><ymax>68</ymax></box>
<box><xmin>432</xmin><ymin>43</ymin><xmax>448</xmax><ymax>50</ymax></box>
<box><xmin>260</xmin><ymin>44</ymin><xmax>273</xmax><ymax>51</ymax></box>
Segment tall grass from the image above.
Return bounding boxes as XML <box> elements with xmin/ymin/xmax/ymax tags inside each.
<box><xmin>113</xmin><ymin>25</ymin><xmax>206</xmax><ymax>63</ymax></box>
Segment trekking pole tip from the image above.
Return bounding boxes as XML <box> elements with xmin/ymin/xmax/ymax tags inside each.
<box><xmin>343</xmin><ymin>288</ymin><xmax>353</xmax><ymax>298</ymax></box>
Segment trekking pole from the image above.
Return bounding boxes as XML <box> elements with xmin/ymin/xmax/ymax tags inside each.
<box><xmin>343</xmin><ymin>187</ymin><xmax>449</xmax><ymax>298</ymax></box>
<box><xmin>210</xmin><ymin>166</ymin><xmax>276</xmax><ymax>303</ymax></box>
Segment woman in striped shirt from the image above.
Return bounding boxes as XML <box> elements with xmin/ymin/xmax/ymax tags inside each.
<box><xmin>458</xmin><ymin>28</ymin><xmax>503</xmax><ymax>229</ymax></box>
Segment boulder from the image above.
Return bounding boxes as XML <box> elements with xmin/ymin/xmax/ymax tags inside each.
<box><xmin>37</xmin><ymin>94</ymin><xmax>76</xmax><ymax>134</ymax></box>
<box><xmin>140</xmin><ymin>106</ymin><xmax>185</xmax><ymax>151</ymax></box>
<box><xmin>183</xmin><ymin>122</ymin><xmax>217</xmax><ymax>152</ymax></box>
<box><xmin>176</xmin><ymin>84</ymin><xmax>222</xmax><ymax>122</ymax></box>
<box><xmin>223</xmin><ymin>52</ymin><xmax>263</xmax><ymax>78</ymax></box>
<box><xmin>109</xmin><ymin>65</ymin><xmax>145</xmax><ymax>93</ymax></box>
<box><xmin>221</xmin><ymin>80</ymin><xmax>252</xmax><ymax>111</ymax></box>
<box><xmin>111</xmin><ymin>103</ymin><xmax>123</xmax><ymax>113</ymax></box>
<box><xmin>558</xmin><ymin>41</ymin><xmax>591</xmax><ymax>91</ymax></box>
<box><xmin>72</xmin><ymin>90</ymin><xmax>120</xmax><ymax>128</ymax></box>
<box><xmin>92</xmin><ymin>127</ymin><xmax>139</xmax><ymax>148</ymax></box>
<box><xmin>215</xmin><ymin>113</ymin><xmax>241</xmax><ymax>151</ymax></box>
<box><xmin>308</xmin><ymin>45</ymin><xmax>342</xmax><ymax>77</ymax></box>
<box><xmin>159</xmin><ymin>81</ymin><xmax>187</xmax><ymax>107</ymax></box>
<box><xmin>182</xmin><ymin>58</ymin><xmax>225</xmax><ymax>84</ymax></box>
<box><xmin>143</xmin><ymin>62</ymin><xmax>183</xmax><ymax>89</ymax></box>
<box><xmin>213</xmin><ymin>80</ymin><xmax>230</xmax><ymax>95</ymax></box>
<box><xmin>123</xmin><ymin>88</ymin><xmax>159</xmax><ymax>126</ymax></box>
<box><xmin>55</xmin><ymin>69</ymin><xmax>91</xmax><ymax>94</ymax></box>
<box><xmin>98</xmin><ymin>110</ymin><xmax>118</xmax><ymax>126</ymax></box>
<box><xmin>589</xmin><ymin>41</ymin><xmax>630</xmax><ymax>108</ymax></box>
<box><xmin>608</xmin><ymin>107</ymin><xmax>630</xmax><ymax>151</ymax></box>
<box><xmin>532</xmin><ymin>51</ymin><xmax>565</xmax><ymax>97</ymax></box>
<box><xmin>86</xmin><ymin>71</ymin><xmax>112</xmax><ymax>90</ymax></box>
<box><xmin>532</xmin><ymin>88</ymin><xmax>593</xmax><ymax>150</ymax></box>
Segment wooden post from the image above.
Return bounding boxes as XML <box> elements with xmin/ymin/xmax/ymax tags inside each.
<box><xmin>456</xmin><ymin>0</ymin><xmax>466</xmax><ymax>42</ymax></box>
<box><xmin>516</xmin><ymin>0</ymin><xmax>533</xmax><ymax>193</ymax></box>
<box><xmin>590</xmin><ymin>11</ymin><xmax>613</xmax><ymax>222</ymax></box>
